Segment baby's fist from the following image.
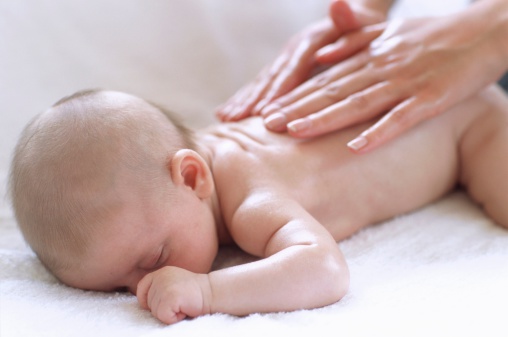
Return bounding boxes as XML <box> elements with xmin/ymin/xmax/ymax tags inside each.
<box><xmin>136</xmin><ymin>266</ymin><xmax>212</xmax><ymax>324</ymax></box>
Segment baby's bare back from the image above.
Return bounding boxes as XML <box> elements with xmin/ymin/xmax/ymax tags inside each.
<box><xmin>200</xmin><ymin>87</ymin><xmax>505</xmax><ymax>240</ymax></box>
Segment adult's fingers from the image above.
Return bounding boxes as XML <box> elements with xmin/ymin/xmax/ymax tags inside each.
<box><xmin>347</xmin><ymin>95</ymin><xmax>443</xmax><ymax>153</ymax></box>
<box><xmin>215</xmin><ymin>82</ymin><xmax>260</xmax><ymax>121</ymax></box>
<box><xmin>216</xmin><ymin>56</ymin><xmax>287</xmax><ymax>121</ymax></box>
<box><xmin>250</xmin><ymin>41</ymin><xmax>319</xmax><ymax>115</ymax></box>
<box><xmin>316</xmin><ymin>0</ymin><xmax>385</xmax><ymax>64</ymax></box>
<box><xmin>315</xmin><ymin>24</ymin><xmax>384</xmax><ymax>64</ymax></box>
<box><xmin>136</xmin><ymin>272</ymin><xmax>154</xmax><ymax>310</ymax></box>
<box><xmin>261</xmin><ymin>50</ymin><xmax>371</xmax><ymax>119</ymax></box>
<box><xmin>329</xmin><ymin>0</ymin><xmax>359</xmax><ymax>33</ymax></box>
<box><xmin>216</xmin><ymin>18</ymin><xmax>339</xmax><ymax>122</ymax></box>
<box><xmin>264</xmin><ymin>67</ymin><xmax>387</xmax><ymax>132</ymax></box>
<box><xmin>283</xmin><ymin>81</ymin><xmax>407</xmax><ymax>137</ymax></box>
<box><xmin>250</xmin><ymin>20</ymin><xmax>341</xmax><ymax>115</ymax></box>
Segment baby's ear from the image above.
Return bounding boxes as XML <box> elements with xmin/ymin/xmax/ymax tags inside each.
<box><xmin>169</xmin><ymin>149</ymin><xmax>214</xmax><ymax>199</ymax></box>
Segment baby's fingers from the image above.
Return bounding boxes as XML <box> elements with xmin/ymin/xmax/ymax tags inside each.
<box><xmin>156</xmin><ymin>303</ymin><xmax>187</xmax><ymax>325</ymax></box>
<box><xmin>136</xmin><ymin>273</ymin><xmax>154</xmax><ymax>310</ymax></box>
<box><xmin>215</xmin><ymin>70</ymin><xmax>271</xmax><ymax>121</ymax></box>
<box><xmin>137</xmin><ymin>273</ymin><xmax>187</xmax><ymax>325</ymax></box>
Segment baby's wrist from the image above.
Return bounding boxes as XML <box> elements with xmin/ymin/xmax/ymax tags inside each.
<box><xmin>198</xmin><ymin>273</ymin><xmax>214</xmax><ymax>315</ymax></box>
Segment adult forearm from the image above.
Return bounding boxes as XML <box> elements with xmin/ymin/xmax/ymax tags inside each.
<box><xmin>464</xmin><ymin>0</ymin><xmax>508</xmax><ymax>69</ymax></box>
<box><xmin>490</xmin><ymin>0</ymin><xmax>508</xmax><ymax>64</ymax></box>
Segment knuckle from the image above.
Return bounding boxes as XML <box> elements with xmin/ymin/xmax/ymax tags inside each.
<box><xmin>347</xmin><ymin>93</ymin><xmax>370</xmax><ymax>110</ymax></box>
<box><xmin>390</xmin><ymin>109</ymin><xmax>407</xmax><ymax>124</ymax></box>
<box><xmin>306</xmin><ymin>118</ymin><xmax>334</xmax><ymax>136</ymax></box>
<box><xmin>159</xmin><ymin>310</ymin><xmax>177</xmax><ymax>325</ymax></box>
<box><xmin>381</xmin><ymin>81</ymin><xmax>408</xmax><ymax>102</ymax></box>
<box><xmin>427</xmin><ymin>103</ymin><xmax>445</xmax><ymax>119</ymax></box>
<box><xmin>417</xmin><ymin>90</ymin><xmax>445</xmax><ymax>118</ymax></box>
<box><xmin>314</xmin><ymin>74</ymin><xmax>331</xmax><ymax>87</ymax></box>
<box><xmin>387</xmin><ymin>108</ymin><xmax>412</xmax><ymax>131</ymax></box>
<box><xmin>324</xmin><ymin>82</ymin><xmax>342</xmax><ymax>101</ymax></box>
<box><xmin>411</xmin><ymin>75</ymin><xmax>428</xmax><ymax>92</ymax></box>
<box><xmin>309</xmin><ymin>109</ymin><xmax>345</xmax><ymax>135</ymax></box>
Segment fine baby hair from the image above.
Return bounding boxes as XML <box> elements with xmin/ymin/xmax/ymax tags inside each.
<box><xmin>9</xmin><ymin>89</ymin><xmax>193</xmax><ymax>279</ymax></box>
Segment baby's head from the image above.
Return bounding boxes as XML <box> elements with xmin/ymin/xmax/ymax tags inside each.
<box><xmin>9</xmin><ymin>90</ymin><xmax>219</xmax><ymax>293</ymax></box>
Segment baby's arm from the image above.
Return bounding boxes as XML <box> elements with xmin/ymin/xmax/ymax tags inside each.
<box><xmin>137</xmin><ymin>193</ymin><xmax>349</xmax><ymax>324</ymax></box>
<box><xmin>207</xmin><ymin>195</ymin><xmax>349</xmax><ymax>314</ymax></box>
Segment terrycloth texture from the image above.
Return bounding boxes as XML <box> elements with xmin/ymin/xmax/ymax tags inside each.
<box><xmin>3</xmin><ymin>192</ymin><xmax>508</xmax><ymax>337</ymax></box>
<box><xmin>2</xmin><ymin>0</ymin><xmax>507</xmax><ymax>336</ymax></box>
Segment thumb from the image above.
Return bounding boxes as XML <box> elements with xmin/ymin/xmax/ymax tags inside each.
<box><xmin>330</xmin><ymin>0</ymin><xmax>385</xmax><ymax>32</ymax></box>
<box><xmin>329</xmin><ymin>0</ymin><xmax>360</xmax><ymax>34</ymax></box>
<box><xmin>316</xmin><ymin>1</ymin><xmax>385</xmax><ymax>63</ymax></box>
<box><xmin>136</xmin><ymin>273</ymin><xmax>154</xmax><ymax>310</ymax></box>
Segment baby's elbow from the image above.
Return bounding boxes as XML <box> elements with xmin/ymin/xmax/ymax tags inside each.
<box><xmin>309</xmin><ymin>246</ymin><xmax>350</xmax><ymax>306</ymax></box>
<box><xmin>326</xmin><ymin>252</ymin><xmax>350</xmax><ymax>302</ymax></box>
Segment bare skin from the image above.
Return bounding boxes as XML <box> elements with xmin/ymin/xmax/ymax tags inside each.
<box><xmin>215</xmin><ymin>0</ymin><xmax>389</xmax><ymax>122</ymax></box>
<box><xmin>217</xmin><ymin>0</ymin><xmax>508</xmax><ymax>153</ymax></box>
<box><xmin>58</xmin><ymin>86</ymin><xmax>508</xmax><ymax>325</ymax></box>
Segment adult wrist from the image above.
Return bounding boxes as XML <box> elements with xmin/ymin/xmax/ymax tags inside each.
<box><xmin>463</xmin><ymin>0</ymin><xmax>508</xmax><ymax>70</ymax></box>
<box><xmin>484</xmin><ymin>0</ymin><xmax>508</xmax><ymax>69</ymax></box>
<box><xmin>496</xmin><ymin>9</ymin><xmax>508</xmax><ymax>65</ymax></box>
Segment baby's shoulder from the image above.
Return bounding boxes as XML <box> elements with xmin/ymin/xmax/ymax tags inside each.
<box><xmin>203</xmin><ymin>132</ymin><xmax>258</xmax><ymax>218</ymax></box>
<box><xmin>200</xmin><ymin>119</ymin><xmax>284</xmax><ymax>180</ymax></box>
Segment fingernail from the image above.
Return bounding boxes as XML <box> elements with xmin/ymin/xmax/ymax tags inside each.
<box><xmin>347</xmin><ymin>136</ymin><xmax>368</xmax><ymax>151</ymax></box>
<box><xmin>316</xmin><ymin>45</ymin><xmax>335</xmax><ymax>59</ymax></box>
<box><xmin>220</xmin><ymin>105</ymin><xmax>234</xmax><ymax>119</ymax></box>
<box><xmin>253</xmin><ymin>98</ymin><xmax>269</xmax><ymax>115</ymax></box>
<box><xmin>215</xmin><ymin>105</ymin><xmax>229</xmax><ymax>118</ymax></box>
<box><xmin>228</xmin><ymin>107</ymin><xmax>243</xmax><ymax>120</ymax></box>
<box><xmin>261</xmin><ymin>103</ymin><xmax>281</xmax><ymax>117</ymax></box>
<box><xmin>264</xmin><ymin>112</ymin><xmax>287</xmax><ymax>131</ymax></box>
<box><xmin>288</xmin><ymin>118</ymin><xmax>312</xmax><ymax>133</ymax></box>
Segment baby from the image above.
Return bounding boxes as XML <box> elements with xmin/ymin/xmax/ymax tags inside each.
<box><xmin>9</xmin><ymin>86</ymin><xmax>508</xmax><ymax>324</ymax></box>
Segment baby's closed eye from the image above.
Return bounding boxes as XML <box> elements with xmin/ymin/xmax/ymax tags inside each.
<box><xmin>146</xmin><ymin>245</ymin><xmax>168</xmax><ymax>270</ymax></box>
<box><xmin>153</xmin><ymin>246</ymin><xmax>165</xmax><ymax>268</ymax></box>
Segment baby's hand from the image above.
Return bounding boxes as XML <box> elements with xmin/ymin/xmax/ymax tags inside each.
<box><xmin>136</xmin><ymin>266</ymin><xmax>212</xmax><ymax>324</ymax></box>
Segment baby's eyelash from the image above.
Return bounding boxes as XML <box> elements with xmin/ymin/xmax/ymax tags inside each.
<box><xmin>114</xmin><ymin>286</ymin><xmax>129</xmax><ymax>293</ymax></box>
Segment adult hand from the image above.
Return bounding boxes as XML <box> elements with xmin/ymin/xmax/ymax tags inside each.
<box><xmin>215</xmin><ymin>1</ymin><xmax>386</xmax><ymax>122</ymax></box>
<box><xmin>261</xmin><ymin>0</ymin><xmax>508</xmax><ymax>153</ymax></box>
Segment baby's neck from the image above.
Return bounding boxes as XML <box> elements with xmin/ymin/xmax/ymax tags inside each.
<box><xmin>195</xmin><ymin>140</ymin><xmax>233</xmax><ymax>245</ymax></box>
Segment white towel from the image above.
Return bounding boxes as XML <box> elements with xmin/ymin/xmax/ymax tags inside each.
<box><xmin>3</xmin><ymin>1</ymin><xmax>506</xmax><ymax>336</ymax></box>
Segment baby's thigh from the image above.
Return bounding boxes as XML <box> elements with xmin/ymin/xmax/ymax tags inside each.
<box><xmin>458</xmin><ymin>86</ymin><xmax>508</xmax><ymax>228</ymax></box>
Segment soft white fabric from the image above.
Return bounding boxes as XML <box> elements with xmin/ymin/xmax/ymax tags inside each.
<box><xmin>2</xmin><ymin>1</ymin><xmax>507</xmax><ymax>336</ymax></box>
